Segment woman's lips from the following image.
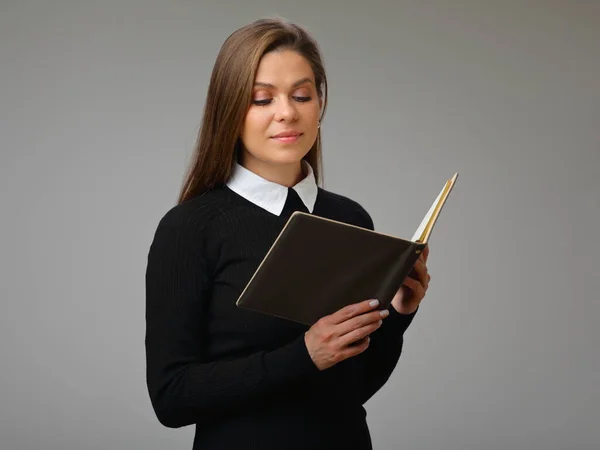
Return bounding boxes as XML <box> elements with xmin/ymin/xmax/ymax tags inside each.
<box><xmin>271</xmin><ymin>133</ymin><xmax>302</xmax><ymax>144</ymax></box>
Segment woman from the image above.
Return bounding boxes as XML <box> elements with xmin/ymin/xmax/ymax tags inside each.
<box><xmin>145</xmin><ymin>17</ymin><xmax>431</xmax><ymax>450</ymax></box>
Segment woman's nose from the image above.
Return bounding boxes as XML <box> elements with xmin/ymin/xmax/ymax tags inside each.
<box><xmin>274</xmin><ymin>99</ymin><xmax>298</xmax><ymax>122</ymax></box>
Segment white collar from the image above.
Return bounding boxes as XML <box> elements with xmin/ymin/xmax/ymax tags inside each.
<box><xmin>226</xmin><ymin>160</ymin><xmax>318</xmax><ymax>216</ymax></box>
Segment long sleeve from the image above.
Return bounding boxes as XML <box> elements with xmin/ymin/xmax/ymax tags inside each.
<box><xmin>351</xmin><ymin>304</ymin><xmax>417</xmax><ymax>404</ymax></box>
<box><xmin>326</xmin><ymin>206</ymin><xmax>418</xmax><ymax>405</ymax></box>
<box><xmin>144</xmin><ymin>213</ymin><xmax>320</xmax><ymax>429</ymax></box>
<box><xmin>308</xmin><ymin>305</ymin><xmax>416</xmax><ymax>408</ymax></box>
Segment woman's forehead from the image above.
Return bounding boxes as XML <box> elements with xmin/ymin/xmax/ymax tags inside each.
<box><xmin>254</xmin><ymin>51</ymin><xmax>315</xmax><ymax>88</ymax></box>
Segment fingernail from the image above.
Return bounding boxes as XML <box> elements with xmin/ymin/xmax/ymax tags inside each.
<box><xmin>369</xmin><ymin>299</ymin><xmax>379</xmax><ymax>307</ymax></box>
<box><xmin>378</xmin><ymin>320</ymin><xmax>383</xmax><ymax>326</ymax></box>
<box><xmin>380</xmin><ymin>309</ymin><xmax>390</xmax><ymax>318</ymax></box>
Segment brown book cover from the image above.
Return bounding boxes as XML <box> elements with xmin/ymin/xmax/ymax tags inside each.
<box><xmin>236</xmin><ymin>173</ymin><xmax>458</xmax><ymax>326</ymax></box>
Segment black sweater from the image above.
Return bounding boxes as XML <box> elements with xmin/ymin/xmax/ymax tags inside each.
<box><xmin>145</xmin><ymin>184</ymin><xmax>417</xmax><ymax>450</ymax></box>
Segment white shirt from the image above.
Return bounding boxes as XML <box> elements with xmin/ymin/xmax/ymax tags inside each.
<box><xmin>226</xmin><ymin>160</ymin><xmax>318</xmax><ymax>216</ymax></box>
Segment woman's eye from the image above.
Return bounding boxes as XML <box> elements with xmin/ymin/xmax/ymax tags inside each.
<box><xmin>251</xmin><ymin>95</ymin><xmax>312</xmax><ymax>106</ymax></box>
<box><xmin>293</xmin><ymin>96</ymin><xmax>312</xmax><ymax>103</ymax></box>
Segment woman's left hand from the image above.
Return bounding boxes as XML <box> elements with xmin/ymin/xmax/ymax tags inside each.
<box><xmin>391</xmin><ymin>244</ymin><xmax>431</xmax><ymax>315</ymax></box>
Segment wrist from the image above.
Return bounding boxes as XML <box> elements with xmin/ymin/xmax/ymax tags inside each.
<box><xmin>392</xmin><ymin>303</ymin><xmax>418</xmax><ymax>315</ymax></box>
<box><xmin>383</xmin><ymin>304</ymin><xmax>419</xmax><ymax>338</ymax></box>
<box><xmin>391</xmin><ymin>299</ymin><xmax>419</xmax><ymax>315</ymax></box>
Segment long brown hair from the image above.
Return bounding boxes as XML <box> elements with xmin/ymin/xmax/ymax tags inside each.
<box><xmin>177</xmin><ymin>17</ymin><xmax>328</xmax><ymax>204</ymax></box>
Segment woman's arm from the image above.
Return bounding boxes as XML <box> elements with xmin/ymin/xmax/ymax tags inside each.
<box><xmin>350</xmin><ymin>304</ymin><xmax>417</xmax><ymax>404</ymax></box>
<box><xmin>145</xmin><ymin>213</ymin><xmax>320</xmax><ymax>428</ymax></box>
<box><xmin>310</xmin><ymin>302</ymin><xmax>417</xmax><ymax>407</ymax></box>
<box><xmin>322</xmin><ymin>206</ymin><xmax>418</xmax><ymax>406</ymax></box>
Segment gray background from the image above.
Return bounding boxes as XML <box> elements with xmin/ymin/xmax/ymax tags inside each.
<box><xmin>1</xmin><ymin>0</ymin><xmax>599</xmax><ymax>449</ymax></box>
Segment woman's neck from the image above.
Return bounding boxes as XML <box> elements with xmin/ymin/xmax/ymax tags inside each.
<box><xmin>239</xmin><ymin>155</ymin><xmax>305</xmax><ymax>187</ymax></box>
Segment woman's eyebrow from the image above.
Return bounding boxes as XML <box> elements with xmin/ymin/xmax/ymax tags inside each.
<box><xmin>253</xmin><ymin>77</ymin><xmax>314</xmax><ymax>89</ymax></box>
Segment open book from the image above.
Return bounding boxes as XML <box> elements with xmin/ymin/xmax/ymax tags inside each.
<box><xmin>236</xmin><ymin>173</ymin><xmax>459</xmax><ymax>326</ymax></box>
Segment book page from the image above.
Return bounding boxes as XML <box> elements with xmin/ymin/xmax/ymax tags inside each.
<box><xmin>411</xmin><ymin>185</ymin><xmax>445</xmax><ymax>242</ymax></box>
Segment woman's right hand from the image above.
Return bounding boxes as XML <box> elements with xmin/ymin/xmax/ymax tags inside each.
<box><xmin>304</xmin><ymin>299</ymin><xmax>390</xmax><ymax>371</ymax></box>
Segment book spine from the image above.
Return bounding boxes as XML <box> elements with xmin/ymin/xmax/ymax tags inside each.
<box><xmin>376</xmin><ymin>243</ymin><xmax>425</xmax><ymax>308</ymax></box>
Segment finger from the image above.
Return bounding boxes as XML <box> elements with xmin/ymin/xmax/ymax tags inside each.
<box><xmin>339</xmin><ymin>319</ymin><xmax>382</xmax><ymax>347</ymax></box>
<box><xmin>423</xmin><ymin>244</ymin><xmax>430</xmax><ymax>263</ymax></box>
<box><xmin>330</xmin><ymin>298</ymin><xmax>380</xmax><ymax>325</ymax></box>
<box><xmin>336</xmin><ymin>308</ymin><xmax>387</xmax><ymax>338</ymax></box>
<box><xmin>412</xmin><ymin>259</ymin><xmax>428</xmax><ymax>285</ymax></box>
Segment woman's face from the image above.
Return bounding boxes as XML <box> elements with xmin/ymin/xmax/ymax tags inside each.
<box><xmin>239</xmin><ymin>49</ymin><xmax>322</xmax><ymax>180</ymax></box>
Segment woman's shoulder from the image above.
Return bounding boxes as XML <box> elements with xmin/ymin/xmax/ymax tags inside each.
<box><xmin>154</xmin><ymin>186</ymin><xmax>233</xmax><ymax>234</ymax></box>
<box><xmin>316</xmin><ymin>187</ymin><xmax>374</xmax><ymax>230</ymax></box>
